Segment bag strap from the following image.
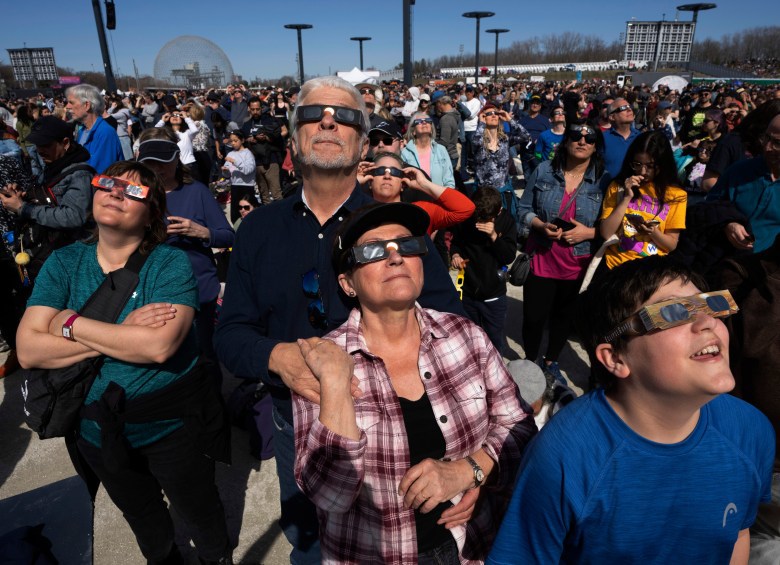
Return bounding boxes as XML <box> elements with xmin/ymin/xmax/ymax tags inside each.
<box><xmin>558</xmin><ymin>177</ymin><xmax>586</xmax><ymax>218</ymax></box>
<box><xmin>78</xmin><ymin>246</ymin><xmax>152</xmax><ymax>323</ymax></box>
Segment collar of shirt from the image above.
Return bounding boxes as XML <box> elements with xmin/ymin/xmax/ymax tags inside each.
<box><xmin>342</xmin><ymin>303</ymin><xmax>450</xmax><ymax>360</ymax></box>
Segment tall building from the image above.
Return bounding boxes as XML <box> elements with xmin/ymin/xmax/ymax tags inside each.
<box><xmin>7</xmin><ymin>47</ymin><xmax>59</xmax><ymax>87</ymax></box>
<box><xmin>623</xmin><ymin>20</ymin><xmax>695</xmax><ymax>64</ymax></box>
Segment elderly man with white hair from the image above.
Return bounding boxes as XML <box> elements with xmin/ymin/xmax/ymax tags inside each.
<box><xmin>214</xmin><ymin>75</ymin><xmax>464</xmax><ymax>564</ymax></box>
<box><xmin>66</xmin><ymin>84</ymin><xmax>124</xmax><ymax>173</ymax></box>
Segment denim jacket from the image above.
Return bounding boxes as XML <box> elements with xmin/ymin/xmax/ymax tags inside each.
<box><xmin>401</xmin><ymin>140</ymin><xmax>455</xmax><ymax>188</ymax></box>
<box><xmin>518</xmin><ymin>159</ymin><xmax>608</xmax><ymax>257</ymax></box>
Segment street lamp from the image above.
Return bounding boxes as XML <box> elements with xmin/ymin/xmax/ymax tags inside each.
<box><xmin>284</xmin><ymin>24</ymin><xmax>313</xmax><ymax>86</ymax></box>
<box><xmin>463</xmin><ymin>12</ymin><xmax>495</xmax><ymax>86</ymax></box>
<box><xmin>677</xmin><ymin>3</ymin><xmax>717</xmax><ymax>71</ymax></box>
<box><xmin>350</xmin><ymin>37</ymin><xmax>372</xmax><ymax>71</ymax></box>
<box><xmin>91</xmin><ymin>0</ymin><xmax>117</xmax><ymax>92</ymax></box>
<box><xmin>485</xmin><ymin>28</ymin><xmax>509</xmax><ymax>80</ymax></box>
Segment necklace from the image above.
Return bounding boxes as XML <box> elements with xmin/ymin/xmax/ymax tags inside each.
<box><xmin>564</xmin><ymin>170</ymin><xmax>584</xmax><ymax>178</ymax></box>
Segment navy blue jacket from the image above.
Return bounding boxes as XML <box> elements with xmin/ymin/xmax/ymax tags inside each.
<box><xmin>165</xmin><ymin>181</ymin><xmax>234</xmax><ymax>303</ymax></box>
<box><xmin>214</xmin><ymin>186</ymin><xmax>465</xmax><ymax>423</ymax></box>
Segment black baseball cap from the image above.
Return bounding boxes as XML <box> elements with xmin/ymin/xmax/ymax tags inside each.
<box><xmin>333</xmin><ymin>202</ymin><xmax>430</xmax><ymax>274</ymax></box>
<box><xmin>26</xmin><ymin>117</ymin><xmax>74</xmax><ymax>146</ymax></box>
<box><xmin>136</xmin><ymin>140</ymin><xmax>180</xmax><ymax>163</ymax></box>
<box><xmin>369</xmin><ymin>120</ymin><xmax>403</xmax><ymax>140</ymax></box>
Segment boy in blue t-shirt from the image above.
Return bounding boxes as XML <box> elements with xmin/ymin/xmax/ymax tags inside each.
<box><xmin>488</xmin><ymin>256</ymin><xmax>774</xmax><ymax>564</ymax></box>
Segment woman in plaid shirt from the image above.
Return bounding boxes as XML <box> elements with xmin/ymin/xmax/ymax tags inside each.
<box><xmin>293</xmin><ymin>203</ymin><xmax>537</xmax><ymax>564</ymax></box>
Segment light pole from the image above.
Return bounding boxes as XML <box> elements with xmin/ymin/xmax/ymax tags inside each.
<box><xmin>284</xmin><ymin>24</ymin><xmax>313</xmax><ymax>86</ymax></box>
<box><xmin>91</xmin><ymin>0</ymin><xmax>117</xmax><ymax>92</ymax></box>
<box><xmin>463</xmin><ymin>12</ymin><xmax>494</xmax><ymax>86</ymax></box>
<box><xmin>350</xmin><ymin>37</ymin><xmax>372</xmax><ymax>71</ymax></box>
<box><xmin>677</xmin><ymin>3</ymin><xmax>717</xmax><ymax>71</ymax></box>
<box><xmin>485</xmin><ymin>28</ymin><xmax>509</xmax><ymax>80</ymax></box>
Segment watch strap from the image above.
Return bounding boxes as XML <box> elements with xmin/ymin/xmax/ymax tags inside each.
<box><xmin>62</xmin><ymin>313</ymin><xmax>81</xmax><ymax>341</ymax></box>
<box><xmin>465</xmin><ymin>455</ymin><xmax>484</xmax><ymax>488</ymax></box>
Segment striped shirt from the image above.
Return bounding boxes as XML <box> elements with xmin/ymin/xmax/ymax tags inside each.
<box><xmin>293</xmin><ymin>305</ymin><xmax>537</xmax><ymax>564</ymax></box>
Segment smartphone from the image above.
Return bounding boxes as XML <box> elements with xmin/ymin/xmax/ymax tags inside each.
<box><xmin>551</xmin><ymin>217</ymin><xmax>576</xmax><ymax>232</ymax></box>
<box><xmin>625</xmin><ymin>214</ymin><xmax>645</xmax><ymax>226</ymax></box>
<box><xmin>645</xmin><ymin>220</ymin><xmax>661</xmax><ymax>227</ymax></box>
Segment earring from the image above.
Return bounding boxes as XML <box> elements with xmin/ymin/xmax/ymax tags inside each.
<box><xmin>349</xmin><ymin>291</ymin><xmax>356</xmax><ymax>297</ymax></box>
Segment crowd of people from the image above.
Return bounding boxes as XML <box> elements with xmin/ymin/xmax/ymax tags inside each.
<box><xmin>0</xmin><ymin>71</ymin><xmax>779</xmax><ymax>564</ymax></box>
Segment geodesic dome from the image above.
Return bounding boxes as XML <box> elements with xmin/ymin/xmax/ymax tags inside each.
<box><xmin>154</xmin><ymin>35</ymin><xmax>234</xmax><ymax>88</ymax></box>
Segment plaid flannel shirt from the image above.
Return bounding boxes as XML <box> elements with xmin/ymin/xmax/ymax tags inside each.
<box><xmin>293</xmin><ymin>305</ymin><xmax>536</xmax><ymax>564</ymax></box>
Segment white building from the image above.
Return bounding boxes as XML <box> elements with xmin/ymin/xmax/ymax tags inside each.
<box><xmin>7</xmin><ymin>47</ymin><xmax>59</xmax><ymax>87</ymax></box>
<box><xmin>623</xmin><ymin>20</ymin><xmax>695</xmax><ymax>64</ymax></box>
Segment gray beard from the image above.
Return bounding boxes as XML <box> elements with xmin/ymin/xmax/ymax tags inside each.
<box><xmin>298</xmin><ymin>136</ymin><xmax>361</xmax><ymax>170</ymax></box>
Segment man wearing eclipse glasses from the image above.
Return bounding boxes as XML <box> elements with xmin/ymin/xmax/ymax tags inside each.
<box><xmin>214</xmin><ymin>76</ymin><xmax>463</xmax><ymax>564</ymax></box>
<box><xmin>602</xmin><ymin>97</ymin><xmax>641</xmax><ymax>180</ymax></box>
<box><xmin>488</xmin><ymin>256</ymin><xmax>773</xmax><ymax>564</ymax></box>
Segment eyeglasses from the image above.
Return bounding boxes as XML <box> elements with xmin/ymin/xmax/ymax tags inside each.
<box><xmin>369</xmin><ymin>135</ymin><xmax>396</xmax><ymax>147</ymax></box>
<box><xmin>569</xmin><ymin>126</ymin><xmax>597</xmax><ymax>144</ymax></box>
<box><xmin>302</xmin><ymin>268</ymin><xmax>327</xmax><ymax>330</ymax></box>
<box><xmin>359</xmin><ymin>88</ymin><xmax>375</xmax><ymax>95</ymax></box>
<box><xmin>609</xmin><ymin>104</ymin><xmax>632</xmax><ymax>115</ymax></box>
<box><xmin>602</xmin><ymin>290</ymin><xmax>738</xmax><ymax>343</ymax></box>
<box><xmin>482</xmin><ymin>111</ymin><xmax>499</xmax><ymax>117</ymax></box>
<box><xmin>91</xmin><ymin>175</ymin><xmax>150</xmax><ymax>201</ymax></box>
<box><xmin>368</xmin><ymin>166</ymin><xmax>405</xmax><ymax>179</ymax></box>
<box><xmin>412</xmin><ymin>118</ymin><xmax>433</xmax><ymax>126</ymax></box>
<box><xmin>552</xmin><ymin>110</ymin><xmax>565</xmax><ymax>116</ymax></box>
<box><xmin>239</xmin><ymin>205</ymin><xmax>252</xmax><ymax>211</ymax></box>
<box><xmin>630</xmin><ymin>161</ymin><xmax>657</xmax><ymax>173</ymax></box>
<box><xmin>295</xmin><ymin>104</ymin><xmax>364</xmax><ymax>129</ymax></box>
<box><xmin>343</xmin><ymin>236</ymin><xmax>428</xmax><ymax>271</ymax></box>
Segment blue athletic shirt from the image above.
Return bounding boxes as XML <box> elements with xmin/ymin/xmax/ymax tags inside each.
<box><xmin>27</xmin><ymin>241</ymin><xmax>200</xmax><ymax>448</ymax></box>
<box><xmin>487</xmin><ymin>389</ymin><xmax>774</xmax><ymax>564</ymax></box>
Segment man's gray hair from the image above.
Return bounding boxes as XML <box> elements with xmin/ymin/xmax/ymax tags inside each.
<box><xmin>66</xmin><ymin>84</ymin><xmax>105</xmax><ymax>115</ymax></box>
<box><xmin>290</xmin><ymin>76</ymin><xmax>370</xmax><ymax>145</ymax></box>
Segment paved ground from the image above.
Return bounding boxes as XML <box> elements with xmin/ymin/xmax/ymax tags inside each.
<box><xmin>0</xmin><ymin>274</ymin><xmax>591</xmax><ymax>565</ymax></box>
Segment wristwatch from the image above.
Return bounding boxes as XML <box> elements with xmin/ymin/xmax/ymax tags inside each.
<box><xmin>62</xmin><ymin>313</ymin><xmax>81</xmax><ymax>341</ymax></box>
<box><xmin>465</xmin><ymin>455</ymin><xmax>485</xmax><ymax>488</ymax></box>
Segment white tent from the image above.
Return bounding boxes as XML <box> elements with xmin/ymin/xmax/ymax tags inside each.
<box><xmin>652</xmin><ymin>75</ymin><xmax>688</xmax><ymax>93</ymax></box>
<box><xmin>337</xmin><ymin>67</ymin><xmax>380</xmax><ymax>85</ymax></box>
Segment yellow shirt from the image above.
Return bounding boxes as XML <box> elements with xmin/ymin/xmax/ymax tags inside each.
<box><xmin>599</xmin><ymin>181</ymin><xmax>687</xmax><ymax>270</ymax></box>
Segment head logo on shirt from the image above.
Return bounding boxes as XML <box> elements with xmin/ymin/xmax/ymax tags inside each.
<box><xmin>722</xmin><ymin>503</ymin><xmax>737</xmax><ymax>527</ymax></box>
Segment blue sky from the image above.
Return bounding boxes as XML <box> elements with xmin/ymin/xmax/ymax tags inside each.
<box><xmin>2</xmin><ymin>0</ymin><xmax>771</xmax><ymax>82</ymax></box>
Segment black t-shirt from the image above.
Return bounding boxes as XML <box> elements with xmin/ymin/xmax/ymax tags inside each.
<box><xmin>706</xmin><ymin>133</ymin><xmax>746</xmax><ymax>177</ymax></box>
<box><xmin>398</xmin><ymin>392</ymin><xmax>453</xmax><ymax>553</ymax></box>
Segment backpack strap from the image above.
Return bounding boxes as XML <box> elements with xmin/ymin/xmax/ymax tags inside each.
<box><xmin>78</xmin><ymin>247</ymin><xmax>152</xmax><ymax>323</ymax></box>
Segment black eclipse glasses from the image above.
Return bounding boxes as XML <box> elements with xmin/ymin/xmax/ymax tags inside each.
<box><xmin>342</xmin><ymin>236</ymin><xmax>428</xmax><ymax>271</ymax></box>
<box><xmin>368</xmin><ymin>166</ymin><xmax>406</xmax><ymax>179</ymax></box>
<box><xmin>295</xmin><ymin>104</ymin><xmax>365</xmax><ymax>129</ymax></box>
<box><xmin>569</xmin><ymin>126</ymin><xmax>597</xmax><ymax>144</ymax></box>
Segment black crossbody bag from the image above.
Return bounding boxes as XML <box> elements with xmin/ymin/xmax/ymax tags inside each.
<box><xmin>21</xmin><ymin>248</ymin><xmax>150</xmax><ymax>439</ymax></box>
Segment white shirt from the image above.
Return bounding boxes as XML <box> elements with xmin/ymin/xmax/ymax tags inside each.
<box><xmin>463</xmin><ymin>97</ymin><xmax>482</xmax><ymax>132</ymax></box>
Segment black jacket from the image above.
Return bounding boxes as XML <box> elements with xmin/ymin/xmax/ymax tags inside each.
<box><xmin>451</xmin><ymin>209</ymin><xmax>518</xmax><ymax>300</ymax></box>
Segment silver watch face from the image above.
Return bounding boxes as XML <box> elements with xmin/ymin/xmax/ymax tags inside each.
<box><xmin>63</xmin><ymin>327</ymin><xmax>72</xmax><ymax>339</ymax></box>
<box><xmin>475</xmin><ymin>469</ymin><xmax>485</xmax><ymax>484</ymax></box>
